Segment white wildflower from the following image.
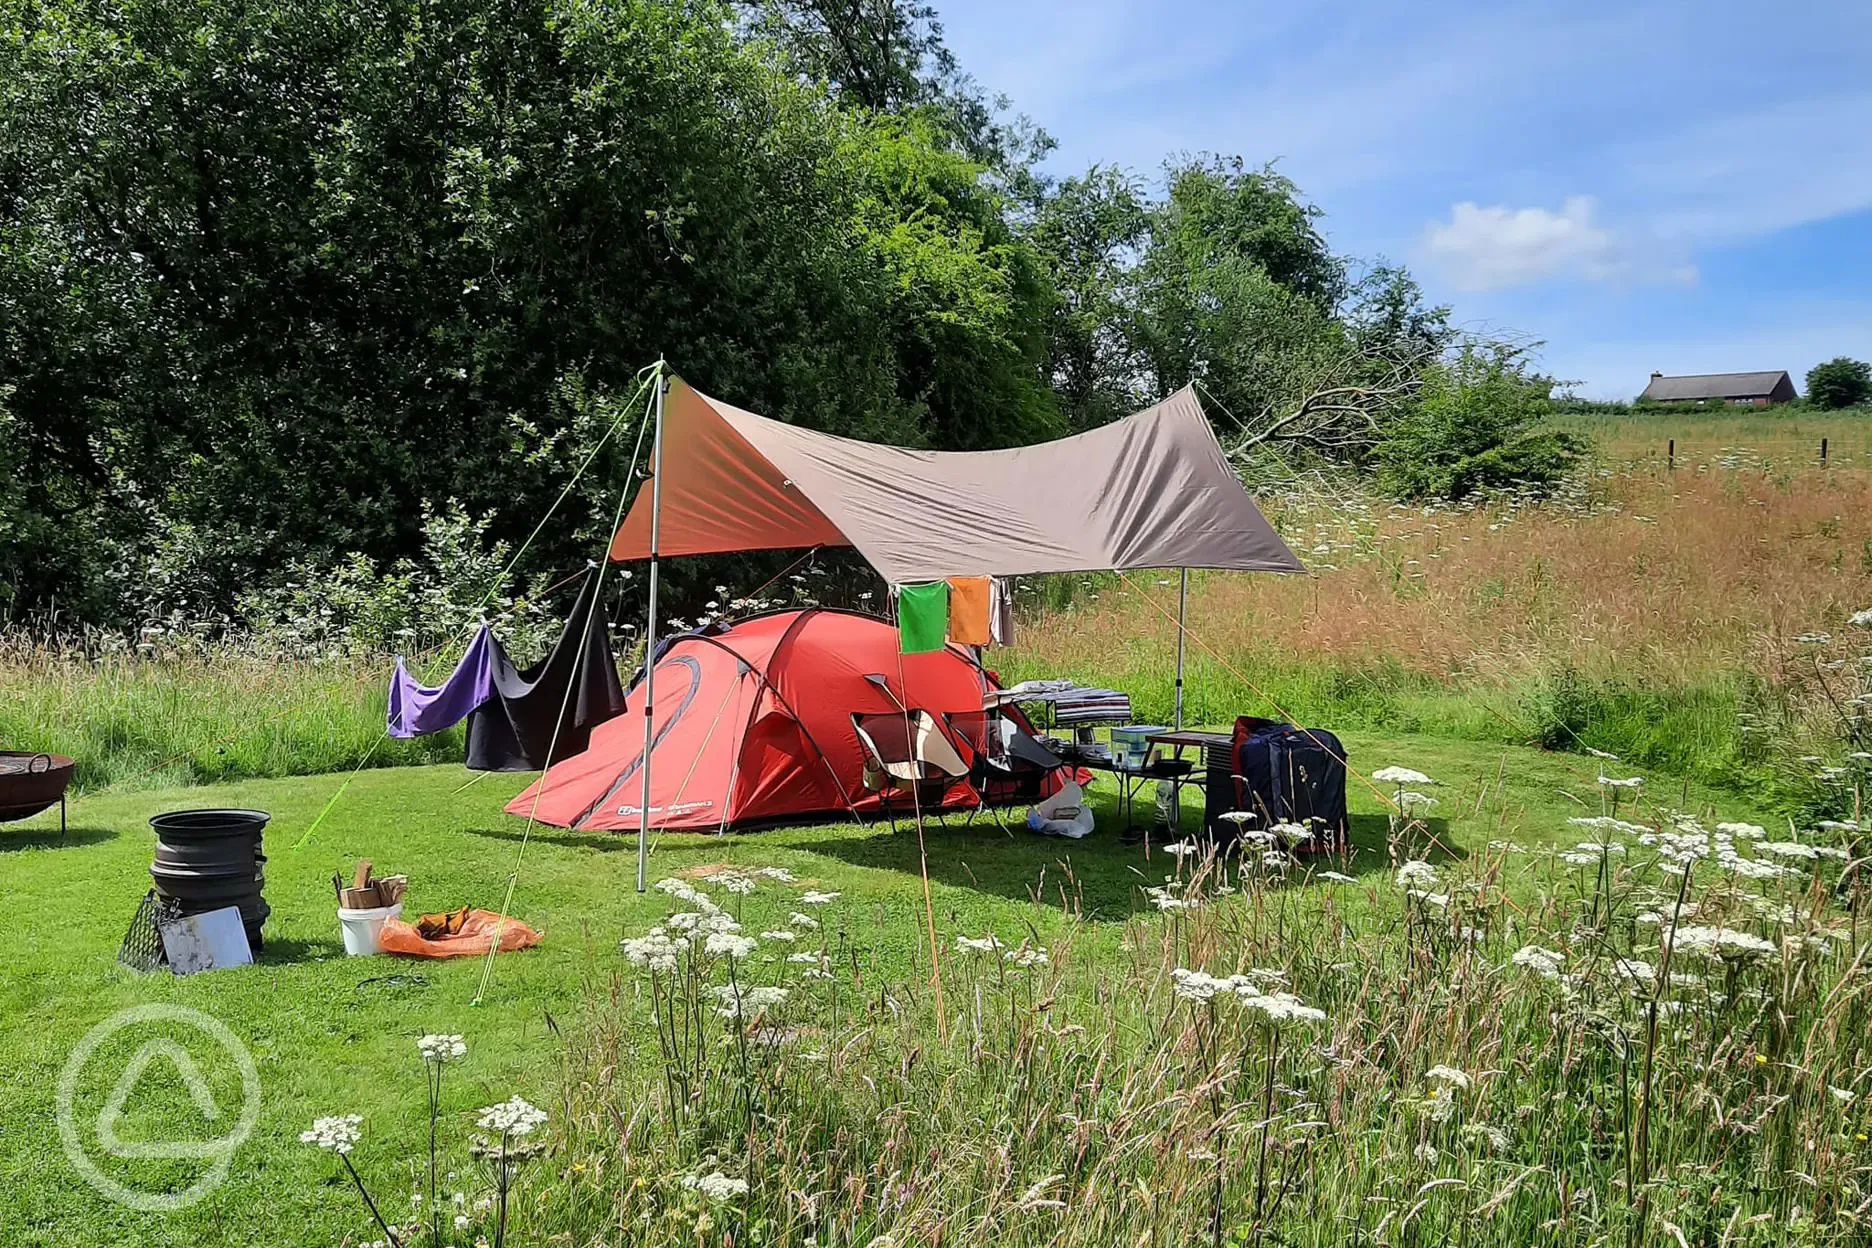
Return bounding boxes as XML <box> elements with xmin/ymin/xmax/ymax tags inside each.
<box><xmin>1426</xmin><ymin>1064</ymin><xmax>1472</xmax><ymax>1090</ymax></box>
<box><xmin>1597</xmin><ymin>774</ymin><xmax>1645</xmax><ymax>790</ymax></box>
<box><xmin>1004</xmin><ymin>944</ymin><xmax>1050</xmax><ymax>969</ymax></box>
<box><xmin>1849</xmin><ymin>608</ymin><xmax>1872</xmax><ymax>627</ymax></box>
<box><xmin>622</xmin><ymin>930</ymin><xmax>682</xmax><ymax>972</ymax></box>
<box><xmin>1169</xmin><ymin>967</ymin><xmax>1236</xmax><ymax>1002</ymax></box>
<box><xmin>1398</xmin><ymin>791</ymin><xmax>1438</xmax><ymax>814</ymax></box>
<box><xmin>1755</xmin><ymin>841</ymin><xmax>1821</xmax><ymax>860</ymax></box>
<box><xmin>1163</xmin><ymin>840</ymin><xmax>1200</xmax><ymax>859</ymax></box>
<box><xmin>475</xmin><ymin>1097</ymin><xmax>547</xmax><ymax>1139</ymax></box>
<box><xmin>800</xmin><ymin>891</ymin><xmax>840</xmax><ymax>905</ymax></box>
<box><xmin>683</xmin><ymin>1171</ymin><xmax>749</xmax><ymax>1201</ymax></box>
<box><xmin>1569</xmin><ymin>815</ymin><xmax>1650</xmax><ymax>837</ymax></box>
<box><xmin>1715</xmin><ymin>822</ymin><xmax>1765</xmax><ymax>839</ymax></box>
<box><xmin>760</xmin><ymin>929</ymin><xmax>798</xmax><ymax>942</ymax></box>
<box><xmin>417</xmin><ymin>1034</ymin><xmax>467</xmax><ymax>1063</ymax></box>
<box><xmin>1240</xmin><ymin>991</ymin><xmax>1326</xmax><ymax>1025</ymax></box>
<box><xmin>1829</xmin><ymin>1086</ymin><xmax>1856</xmax><ymax>1105</ymax></box>
<box><xmin>710</xmin><ymin>983</ymin><xmax>788</xmax><ymax>1020</ymax></box>
<box><xmin>1316</xmin><ymin>870</ymin><xmax>1357</xmax><ymax>883</ymax></box>
<box><xmin>1511</xmin><ymin>946</ymin><xmax>1565</xmax><ymax>980</ymax></box>
<box><xmin>1217</xmin><ymin>810</ymin><xmax>1257</xmax><ymax>825</ymax></box>
<box><xmin>786</xmin><ymin>951</ymin><xmax>824</xmax><ymax>965</ymax></box>
<box><xmin>300</xmin><ymin>1114</ymin><xmax>363</xmax><ymax>1154</ymax></box>
<box><xmin>1373</xmin><ymin>766</ymin><xmax>1435</xmax><ymax>786</ymax></box>
<box><xmin>1461</xmin><ymin>1123</ymin><xmax>1511</xmax><ymax>1154</ymax></box>
<box><xmin>1395</xmin><ymin>860</ymin><xmax>1439</xmax><ymax>888</ymax></box>
<box><xmin>704</xmin><ymin>932</ymin><xmax>759</xmax><ymax>959</ymax></box>
<box><xmin>1666</xmin><ymin>925</ymin><xmax>1777</xmax><ymax>961</ymax></box>
<box><xmin>955</xmin><ymin>935</ymin><xmax>1003</xmax><ymax>954</ymax></box>
<box><xmin>788</xmin><ymin>912</ymin><xmax>820</xmax><ymax>930</ymax></box>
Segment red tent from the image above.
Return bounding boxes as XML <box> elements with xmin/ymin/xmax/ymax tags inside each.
<box><xmin>507</xmin><ymin>608</ymin><xmax>1039</xmax><ymax>832</ymax></box>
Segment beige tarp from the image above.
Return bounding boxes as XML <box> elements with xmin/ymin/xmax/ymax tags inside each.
<box><xmin>609</xmin><ymin>378</ymin><xmax>1305</xmax><ymax>583</ymax></box>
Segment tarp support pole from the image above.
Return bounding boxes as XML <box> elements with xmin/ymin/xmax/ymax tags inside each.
<box><xmin>1173</xmin><ymin>568</ymin><xmax>1188</xmax><ymax>730</ymax></box>
<box><xmin>636</xmin><ymin>363</ymin><xmax>666</xmax><ymax>893</ymax></box>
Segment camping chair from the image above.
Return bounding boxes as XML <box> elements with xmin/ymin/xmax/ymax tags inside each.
<box><xmin>948</xmin><ymin>711</ymin><xmax>1064</xmax><ymax>829</ymax></box>
<box><xmin>852</xmin><ymin>710</ymin><xmax>972</xmax><ymax>833</ymax></box>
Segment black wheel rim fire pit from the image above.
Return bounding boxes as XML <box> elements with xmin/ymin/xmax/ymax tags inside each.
<box><xmin>148</xmin><ymin>808</ymin><xmax>271</xmax><ymax>952</ymax></box>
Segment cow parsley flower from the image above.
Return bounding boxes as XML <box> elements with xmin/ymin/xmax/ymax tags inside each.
<box><xmin>1217</xmin><ymin>810</ymin><xmax>1257</xmax><ymax>825</ymax></box>
<box><xmin>1426</xmin><ymin>1064</ymin><xmax>1472</xmax><ymax>1091</ymax></box>
<box><xmin>788</xmin><ymin>912</ymin><xmax>819</xmax><ymax>930</ymax></box>
<box><xmin>1755</xmin><ymin>841</ymin><xmax>1822</xmax><ymax>860</ymax></box>
<box><xmin>1597</xmin><ymin>774</ymin><xmax>1645</xmax><ymax>790</ymax></box>
<box><xmin>954</xmin><ymin>935</ymin><xmax>1002</xmax><ymax>954</ymax></box>
<box><xmin>1004</xmin><ymin>944</ymin><xmax>1049</xmax><ymax>969</ymax></box>
<box><xmin>705</xmin><ymin>932</ymin><xmax>759</xmax><ymax>959</ymax></box>
<box><xmin>711</xmin><ymin>983</ymin><xmax>788</xmax><ymax>1019</ymax></box>
<box><xmin>1849</xmin><ymin>607</ymin><xmax>1872</xmax><ymax>628</ymax></box>
<box><xmin>417</xmin><ymin>1034</ymin><xmax>467</xmax><ymax>1063</ymax></box>
<box><xmin>622</xmin><ymin>930</ymin><xmax>683</xmax><ymax>972</ymax></box>
<box><xmin>1163</xmin><ymin>840</ymin><xmax>1200</xmax><ymax>859</ymax></box>
<box><xmin>1398</xmin><ymin>791</ymin><xmax>1437</xmax><ymax>814</ymax></box>
<box><xmin>760</xmin><ymin>929</ymin><xmax>798</xmax><ymax>942</ymax></box>
<box><xmin>683</xmin><ymin>1171</ymin><xmax>749</xmax><ymax>1201</ymax></box>
<box><xmin>1511</xmin><ymin>946</ymin><xmax>1565</xmax><ymax>980</ymax></box>
<box><xmin>1666</xmin><ymin>925</ymin><xmax>1777</xmax><ymax>961</ymax></box>
<box><xmin>1373</xmin><ymin>766</ymin><xmax>1435</xmax><ymax>786</ymax></box>
<box><xmin>1829</xmin><ymin>1086</ymin><xmax>1856</xmax><ymax>1105</ymax></box>
<box><xmin>1461</xmin><ymin>1122</ymin><xmax>1510</xmax><ymax>1153</ymax></box>
<box><xmin>1570</xmin><ymin>815</ymin><xmax>1650</xmax><ymax>837</ymax></box>
<box><xmin>301</xmin><ymin>1114</ymin><xmax>363</xmax><ymax>1154</ymax></box>
<box><xmin>1715</xmin><ymin>822</ymin><xmax>1765</xmax><ymax>839</ymax></box>
<box><xmin>800</xmin><ymin>891</ymin><xmax>840</xmax><ymax>905</ymax></box>
<box><xmin>1316</xmin><ymin>870</ymin><xmax>1357</xmax><ymax>883</ymax></box>
<box><xmin>1240</xmin><ymin>991</ymin><xmax>1326</xmax><ymax>1026</ymax></box>
<box><xmin>1395</xmin><ymin>860</ymin><xmax>1439</xmax><ymax>888</ymax></box>
<box><xmin>1169</xmin><ymin>967</ymin><xmax>1240</xmax><ymax>1002</ymax></box>
<box><xmin>476</xmin><ymin>1097</ymin><xmax>547</xmax><ymax>1139</ymax></box>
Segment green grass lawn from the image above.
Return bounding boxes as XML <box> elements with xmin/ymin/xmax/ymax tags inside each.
<box><xmin>0</xmin><ymin>733</ymin><xmax>1778</xmax><ymax>1247</ymax></box>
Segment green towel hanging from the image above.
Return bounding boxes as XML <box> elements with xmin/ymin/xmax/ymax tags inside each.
<box><xmin>896</xmin><ymin>581</ymin><xmax>950</xmax><ymax>654</ymax></box>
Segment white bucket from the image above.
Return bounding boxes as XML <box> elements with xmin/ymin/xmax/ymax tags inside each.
<box><xmin>336</xmin><ymin>902</ymin><xmax>403</xmax><ymax>956</ymax></box>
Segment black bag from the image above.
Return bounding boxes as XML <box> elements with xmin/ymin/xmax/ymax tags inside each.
<box><xmin>1224</xmin><ymin>717</ymin><xmax>1349</xmax><ymax>852</ymax></box>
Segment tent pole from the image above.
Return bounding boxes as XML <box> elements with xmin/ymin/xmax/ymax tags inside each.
<box><xmin>636</xmin><ymin>362</ymin><xmax>666</xmax><ymax>894</ymax></box>
<box><xmin>1173</xmin><ymin>568</ymin><xmax>1189</xmax><ymax>730</ymax></box>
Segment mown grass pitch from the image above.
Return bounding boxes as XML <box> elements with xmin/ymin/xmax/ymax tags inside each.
<box><xmin>0</xmin><ymin>734</ymin><xmax>1777</xmax><ymax>1246</ymax></box>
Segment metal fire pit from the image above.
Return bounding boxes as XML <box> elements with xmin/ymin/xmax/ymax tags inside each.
<box><xmin>0</xmin><ymin>751</ymin><xmax>74</xmax><ymax>839</ymax></box>
<box><xmin>149</xmin><ymin>808</ymin><xmax>271</xmax><ymax>953</ymax></box>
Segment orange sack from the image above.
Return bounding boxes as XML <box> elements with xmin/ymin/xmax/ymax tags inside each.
<box><xmin>377</xmin><ymin>909</ymin><xmax>542</xmax><ymax>959</ymax></box>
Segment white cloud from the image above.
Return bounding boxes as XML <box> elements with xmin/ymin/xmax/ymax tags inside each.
<box><xmin>1422</xmin><ymin>197</ymin><xmax>1695</xmax><ymax>292</ymax></box>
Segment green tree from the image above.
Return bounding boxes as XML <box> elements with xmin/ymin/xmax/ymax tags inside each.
<box><xmin>1028</xmin><ymin>167</ymin><xmax>1149</xmax><ymax>429</ymax></box>
<box><xmin>0</xmin><ymin>0</ymin><xmax>1059</xmax><ymax>624</ymax></box>
<box><xmin>1806</xmin><ymin>357</ymin><xmax>1871</xmax><ymax>409</ymax></box>
<box><xmin>1378</xmin><ymin>342</ymin><xmax>1583</xmax><ymax>501</ymax></box>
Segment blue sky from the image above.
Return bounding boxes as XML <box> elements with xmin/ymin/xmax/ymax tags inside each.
<box><xmin>935</xmin><ymin>0</ymin><xmax>1872</xmax><ymax>398</ymax></box>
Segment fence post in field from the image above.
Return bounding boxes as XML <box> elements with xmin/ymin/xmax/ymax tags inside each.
<box><xmin>1667</xmin><ymin>438</ymin><xmax>1674</xmax><ymax>471</ymax></box>
<box><xmin>1820</xmin><ymin>436</ymin><xmax>1828</xmax><ymax>466</ymax></box>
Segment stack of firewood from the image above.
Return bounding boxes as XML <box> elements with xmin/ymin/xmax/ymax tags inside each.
<box><xmin>334</xmin><ymin>860</ymin><xmax>407</xmax><ymax>910</ymax></box>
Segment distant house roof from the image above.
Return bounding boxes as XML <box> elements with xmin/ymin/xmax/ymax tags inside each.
<box><xmin>1640</xmin><ymin>371</ymin><xmax>1794</xmax><ymax>402</ymax></box>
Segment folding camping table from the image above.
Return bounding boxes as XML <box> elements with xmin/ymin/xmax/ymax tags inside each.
<box><xmin>1147</xmin><ymin>729</ymin><xmax>1231</xmax><ymax>836</ymax></box>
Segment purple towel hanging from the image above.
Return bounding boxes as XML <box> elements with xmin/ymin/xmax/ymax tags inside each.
<box><xmin>387</xmin><ymin>624</ymin><xmax>496</xmax><ymax>737</ymax></box>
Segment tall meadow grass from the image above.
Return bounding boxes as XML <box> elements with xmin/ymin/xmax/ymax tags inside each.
<box><xmin>491</xmin><ymin>800</ymin><xmax>1872</xmax><ymax>1247</ymax></box>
